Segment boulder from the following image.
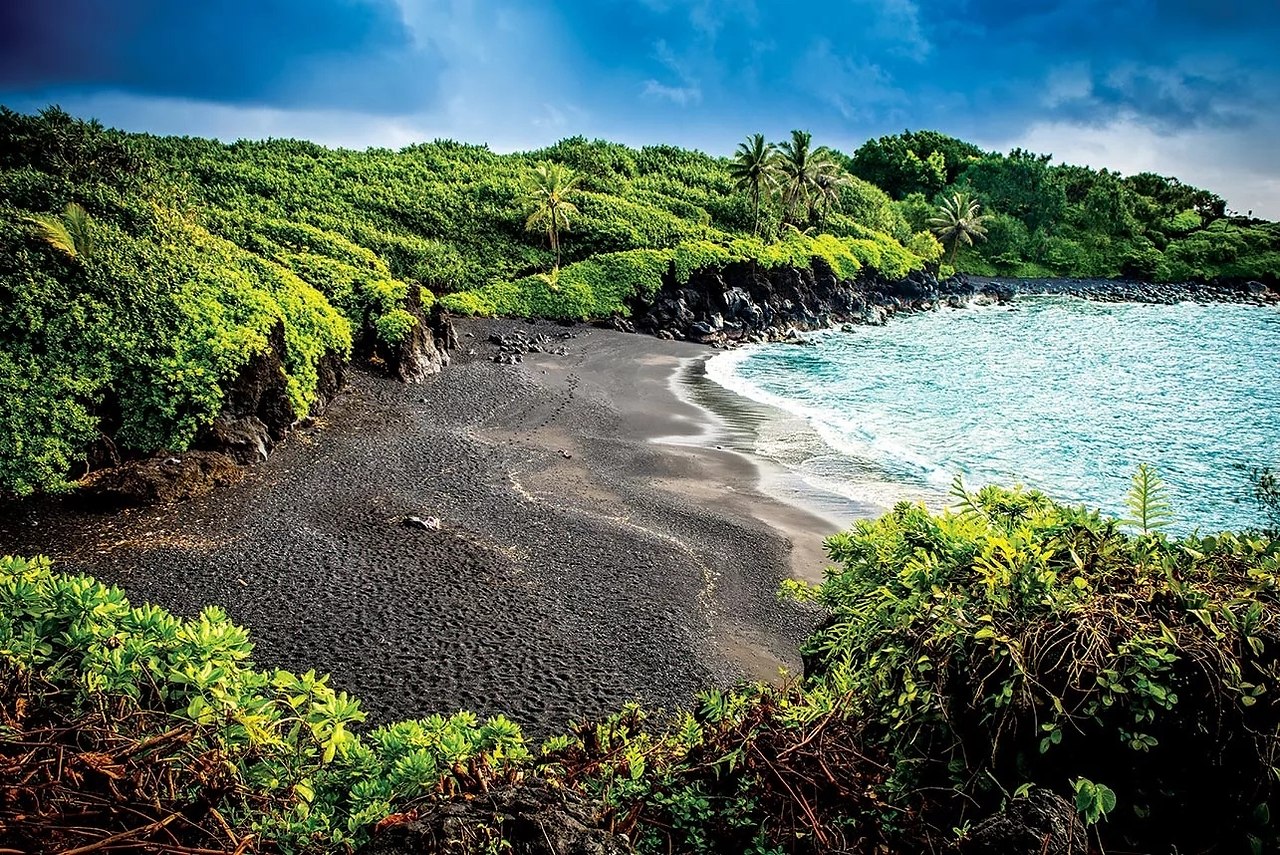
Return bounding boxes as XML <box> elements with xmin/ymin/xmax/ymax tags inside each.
<box><xmin>959</xmin><ymin>789</ymin><xmax>1088</xmax><ymax>855</ymax></box>
<box><xmin>203</xmin><ymin>415</ymin><xmax>272</xmax><ymax>464</ymax></box>
<box><xmin>382</xmin><ymin>291</ymin><xmax>452</xmax><ymax>382</ymax></box>
<box><xmin>81</xmin><ymin>452</ymin><xmax>243</xmax><ymax>506</ymax></box>
<box><xmin>356</xmin><ymin>782</ymin><xmax>630</xmax><ymax>855</ymax></box>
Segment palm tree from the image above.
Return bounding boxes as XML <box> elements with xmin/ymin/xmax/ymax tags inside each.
<box><xmin>775</xmin><ymin>131</ymin><xmax>848</xmax><ymax>231</ymax></box>
<box><xmin>728</xmin><ymin>133</ymin><xmax>778</xmax><ymax>235</ymax></box>
<box><xmin>928</xmin><ymin>192</ymin><xmax>989</xmax><ymax>267</ymax></box>
<box><xmin>24</xmin><ymin>202</ymin><xmax>94</xmax><ymax>260</ymax></box>
<box><xmin>809</xmin><ymin>161</ymin><xmax>852</xmax><ymax>230</ymax></box>
<box><xmin>776</xmin><ymin>130</ymin><xmax>818</xmax><ymax>228</ymax></box>
<box><xmin>520</xmin><ymin>161</ymin><xmax>580</xmax><ymax>269</ymax></box>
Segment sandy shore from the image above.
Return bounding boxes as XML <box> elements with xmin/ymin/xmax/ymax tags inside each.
<box><xmin>0</xmin><ymin>319</ymin><xmax>849</xmax><ymax>735</ymax></box>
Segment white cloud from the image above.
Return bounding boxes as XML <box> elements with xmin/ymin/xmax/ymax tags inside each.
<box><xmin>984</xmin><ymin>114</ymin><xmax>1280</xmax><ymax>219</ymax></box>
<box><xmin>1043</xmin><ymin>62</ymin><xmax>1093</xmax><ymax>107</ymax></box>
<box><xmin>797</xmin><ymin>40</ymin><xmax>902</xmax><ymax>122</ymax></box>
<box><xmin>640</xmin><ymin>38</ymin><xmax>704</xmax><ymax>107</ymax></box>
<box><xmin>869</xmin><ymin>0</ymin><xmax>930</xmax><ymax>58</ymax></box>
<box><xmin>641</xmin><ymin>80</ymin><xmax>702</xmax><ymax>105</ymax></box>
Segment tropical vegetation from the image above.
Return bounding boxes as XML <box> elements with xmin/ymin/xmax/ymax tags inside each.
<box><xmin>852</xmin><ymin>129</ymin><xmax>1280</xmax><ymax>280</ymax></box>
<box><xmin>3</xmin><ymin>469</ymin><xmax>1278</xmax><ymax>853</ymax></box>
<box><xmin>1</xmin><ymin>107</ymin><xmax>1276</xmax><ymax>498</ymax></box>
<box><xmin>0</xmin><ymin>110</ymin><xmax>933</xmax><ymax>496</ymax></box>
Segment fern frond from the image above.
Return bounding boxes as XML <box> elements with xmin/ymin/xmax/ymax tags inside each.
<box><xmin>1124</xmin><ymin>463</ymin><xmax>1173</xmax><ymax>535</ymax></box>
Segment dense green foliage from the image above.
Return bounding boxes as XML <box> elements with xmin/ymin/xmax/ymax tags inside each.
<box><xmin>853</xmin><ymin>131</ymin><xmax>1280</xmax><ymax>279</ymax></box>
<box><xmin>790</xmin><ymin>477</ymin><xmax>1280</xmax><ymax>851</ymax></box>
<box><xmin>4</xmin><ymin>473</ymin><xmax>1278</xmax><ymax>852</ymax></box>
<box><xmin>0</xmin><ymin>109</ymin><xmax>931</xmax><ymax>495</ymax></box>
<box><xmin>0</xmin><ymin>554</ymin><xmax>530</xmax><ymax>853</ymax></box>
<box><xmin>3</xmin><ymin>107</ymin><xmax>1274</xmax><ymax>497</ymax></box>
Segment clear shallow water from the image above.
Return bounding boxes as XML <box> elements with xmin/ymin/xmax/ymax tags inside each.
<box><xmin>705</xmin><ymin>296</ymin><xmax>1280</xmax><ymax>533</ymax></box>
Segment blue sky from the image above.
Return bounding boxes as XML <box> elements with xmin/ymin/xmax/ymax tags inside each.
<box><xmin>2</xmin><ymin>0</ymin><xmax>1278</xmax><ymax>217</ymax></box>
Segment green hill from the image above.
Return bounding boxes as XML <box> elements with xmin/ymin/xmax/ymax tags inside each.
<box><xmin>849</xmin><ymin>129</ymin><xmax>1280</xmax><ymax>280</ymax></box>
<box><xmin>2</xmin><ymin>108</ymin><xmax>1276</xmax><ymax>496</ymax></box>
<box><xmin>0</xmin><ymin>108</ymin><xmax>932</xmax><ymax>495</ymax></box>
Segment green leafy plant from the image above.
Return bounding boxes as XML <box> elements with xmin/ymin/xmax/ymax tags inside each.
<box><xmin>1073</xmin><ymin>777</ymin><xmax>1118</xmax><ymax>826</ymax></box>
<box><xmin>0</xmin><ymin>554</ymin><xmax>530</xmax><ymax>853</ymax></box>
<box><xmin>793</xmin><ymin>478</ymin><xmax>1280</xmax><ymax>852</ymax></box>
<box><xmin>374</xmin><ymin>308</ymin><xmax>418</xmax><ymax>345</ymax></box>
<box><xmin>23</xmin><ymin>201</ymin><xmax>94</xmax><ymax>259</ymax></box>
<box><xmin>1125</xmin><ymin>462</ymin><xmax>1173</xmax><ymax>534</ymax></box>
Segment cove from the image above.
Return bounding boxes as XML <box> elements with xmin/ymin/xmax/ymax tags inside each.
<box><xmin>706</xmin><ymin>296</ymin><xmax>1280</xmax><ymax>533</ymax></box>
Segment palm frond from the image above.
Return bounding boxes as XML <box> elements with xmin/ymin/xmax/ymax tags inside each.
<box><xmin>23</xmin><ymin>214</ymin><xmax>78</xmax><ymax>258</ymax></box>
<box><xmin>62</xmin><ymin>202</ymin><xmax>93</xmax><ymax>258</ymax></box>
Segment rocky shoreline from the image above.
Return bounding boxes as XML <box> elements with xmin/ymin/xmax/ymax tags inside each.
<box><xmin>623</xmin><ymin>262</ymin><xmax>1278</xmax><ymax>347</ymax></box>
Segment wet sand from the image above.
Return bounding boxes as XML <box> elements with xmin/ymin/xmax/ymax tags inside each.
<box><xmin>0</xmin><ymin>319</ymin><xmax>848</xmax><ymax>735</ymax></box>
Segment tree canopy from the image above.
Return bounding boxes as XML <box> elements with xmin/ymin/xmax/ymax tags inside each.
<box><xmin>849</xmin><ymin>130</ymin><xmax>1280</xmax><ymax>279</ymax></box>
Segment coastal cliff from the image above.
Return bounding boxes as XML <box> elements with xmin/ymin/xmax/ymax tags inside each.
<box><xmin>628</xmin><ymin>261</ymin><xmax>992</xmax><ymax>343</ymax></box>
<box><xmin>73</xmin><ymin>262</ymin><xmax>1280</xmax><ymax>503</ymax></box>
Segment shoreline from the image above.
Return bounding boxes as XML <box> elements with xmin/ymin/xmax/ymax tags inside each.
<box><xmin>0</xmin><ymin>319</ymin><xmax>847</xmax><ymax>735</ymax></box>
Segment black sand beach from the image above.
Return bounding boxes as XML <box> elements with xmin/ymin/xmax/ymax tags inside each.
<box><xmin>0</xmin><ymin>320</ymin><xmax>847</xmax><ymax>735</ymax></box>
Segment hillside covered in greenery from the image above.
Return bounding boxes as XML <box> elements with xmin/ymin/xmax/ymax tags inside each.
<box><xmin>0</xmin><ymin>108</ymin><xmax>940</xmax><ymax>496</ymax></box>
<box><xmin>849</xmin><ymin>130</ymin><xmax>1280</xmax><ymax>281</ymax></box>
<box><xmin>2</xmin><ymin>108</ymin><xmax>1276</xmax><ymax>497</ymax></box>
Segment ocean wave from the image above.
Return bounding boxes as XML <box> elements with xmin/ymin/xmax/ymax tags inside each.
<box><xmin>702</xmin><ymin>298</ymin><xmax>1280</xmax><ymax>532</ymax></box>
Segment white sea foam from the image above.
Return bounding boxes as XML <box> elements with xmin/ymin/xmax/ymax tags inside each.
<box><xmin>700</xmin><ymin>298</ymin><xmax>1280</xmax><ymax>532</ymax></box>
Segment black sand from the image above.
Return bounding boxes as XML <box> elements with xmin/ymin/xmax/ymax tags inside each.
<box><xmin>0</xmin><ymin>319</ymin><xmax>843</xmax><ymax>735</ymax></box>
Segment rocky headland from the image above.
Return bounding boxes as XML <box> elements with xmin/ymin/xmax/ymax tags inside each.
<box><xmin>625</xmin><ymin>261</ymin><xmax>1277</xmax><ymax>346</ymax></box>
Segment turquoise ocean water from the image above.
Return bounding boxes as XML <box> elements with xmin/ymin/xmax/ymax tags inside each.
<box><xmin>702</xmin><ymin>296</ymin><xmax>1280</xmax><ymax>532</ymax></box>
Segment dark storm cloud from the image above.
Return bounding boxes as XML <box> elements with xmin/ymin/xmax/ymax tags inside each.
<box><xmin>0</xmin><ymin>0</ymin><xmax>443</xmax><ymax>113</ymax></box>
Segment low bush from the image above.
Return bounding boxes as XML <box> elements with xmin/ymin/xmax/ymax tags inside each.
<box><xmin>0</xmin><ymin>555</ymin><xmax>530</xmax><ymax>854</ymax></box>
<box><xmin>788</xmin><ymin>475</ymin><xmax>1280</xmax><ymax>852</ymax></box>
<box><xmin>5</xmin><ymin>474</ymin><xmax>1274</xmax><ymax>853</ymax></box>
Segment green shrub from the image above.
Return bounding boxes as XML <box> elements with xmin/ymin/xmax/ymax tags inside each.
<box><xmin>0</xmin><ymin>554</ymin><xmax>529</xmax><ymax>853</ymax></box>
<box><xmin>790</xmin><ymin>478</ymin><xmax>1280</xmax><ymax>852</ymax></box>
<box><xmin>451</xmin><ymin>249</ymin><xmax>675</xmax><ymax>320</ymax></box>
<box><xmin>440</xmin><ymin>290</ymin><xmax>498</xmax><ymax>317</ymax></box>
<box><xmin>906</xmin><ymin>230</ymin><xmax>944</xmax><ymax>265</ymax></box>
<box><xmin>374</xmin><ymin>308</ymin><xmax>418</xmax><ymax>345</ymax></box>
